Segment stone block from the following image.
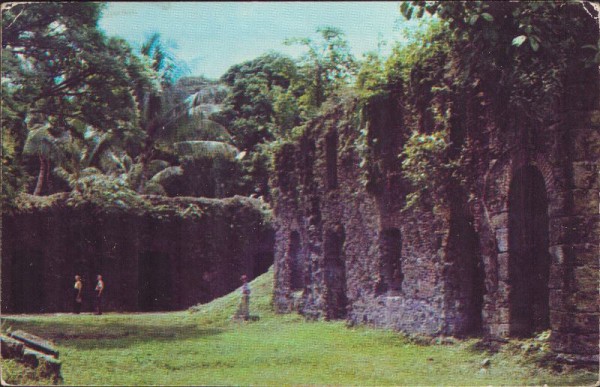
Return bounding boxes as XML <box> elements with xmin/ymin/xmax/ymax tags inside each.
<box><xmin>572</xmin><ymin>162</ymin><xmax>597</xmax><ymax>189</ymax></box>
<box><xmin>548</xmin><ymin>245</ymin><xmax>568</xmax><ymax>265</ymax></box>
<box><xmin>549</xmin><ymin>311</ymin><xmax>570</xmax><ymax>331</ymax></box>
<box><xmin>21</xmin><ymin>348</ymin><xmax>62</xmax><ymax>381</ymax></box>
<box><xmin>489</xmin><ymin>323</ymin><xmax>510</xmax><ymax>337</ymax></box>
<box><xmin>571</xmin><ymin>313</ymin><xmax>599</xmax><ymax>333</ymax></box>
<box><xmin>9</xmin><ymin>330</ymin><xmax>59</xmax><ymax>359</ymax></box>
<box><xmin>495</xmin><ymin>228</ymin><xmax>509</xmax><ymax>253</ymax></box>
<box><xmin>22</xmin><ymin>348</ymin><xmax>40</xmax><ymax>367</ymax></box>
<box><xmin>566</xmin><ymin>333</ymin><xmax>599</xmax><ymax>356</ymax></box>
<box><xmin>572</xmin><ymin>266</ymin><xmax>598</xmax><ymax>293</ymax></box>
<box><xmin>497</xmin><ymin>253</ymin><xmax>509</xmax><ymax>281</ymax></box>
<box><xmin>547</xmin><ymin>194</ymin><xmax>571</xmax><ymax>218</ymax></box>
<box><xmin>496</xmin><ymin>307</ymin><xmax>510</xmax><ymax>325</ymax></box>
<box><xmin>549</xmin><ymin>265</ymin><xmax>567</xmax><ymax>287</ymax></box>
<box><xmin>573</xmin><ymin>128</ymin><xmax>600</xmax><ymax>161</ymax></box>
<box><xmin>555</xmin><ymin>216</ymin><xmax>599</xmax><ymax>246</ymax></box>
<box><xmin>572</xmin><ymin>189</ymin><xmax>599</xmax><ymax>216</ymax></box>
<box><xmin>0</xmin><ymin>335</ymin><xmax>24</xmax><ymax>359</ymax></box>
<box><xmin>37</xmin><ymin>353</ymin><xmax>62</xmax><ymax>381</ymax></box>
<box><xmin>549</xmin><ymin>289</ymin><xmax>568</xmax><ymax>311</ymax></box>
<box><xmin>490</xmin><ymin>212</ymin><xmax>508</xmax><ymax>229</ymax></box>
<box><xmin>569</xmin><ymin>290</ymin><xmax>598</xmax><ymax>313</ymax></box>
<box><xmin>496</xmin><ymin>281</ymin><xmax>510</xmax><ymax>305</ymax></box>
<box><xmin>572</xmin><ymin>243</ymin><xmax>599</xmax><ymax>268</ymax></box>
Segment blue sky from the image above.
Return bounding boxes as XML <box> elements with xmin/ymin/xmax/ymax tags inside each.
<box><xmin>99</xmin><ymin>2</ymin><xmax>422</xmax><ymax>80</ymax></box>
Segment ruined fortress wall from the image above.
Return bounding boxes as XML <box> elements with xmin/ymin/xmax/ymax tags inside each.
<box><xmin>2</xmin><ymin>195</ymin><xmax>274</xmax><ymax>313</ymax></box>
<box><xmin>272</xmin><ymin>104</ymin><xmax>467</xmax><ymax>334</ymax></box>
<box><xmin>273</xmin><ymin>95</ymin><xmax>598</xmax><ymax>363</ymax></box>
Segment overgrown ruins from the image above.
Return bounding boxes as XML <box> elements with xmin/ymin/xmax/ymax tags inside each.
<box><xmin>2</xmin><ymin>195</ymin><xmax>273</xmax><ymax>314</ymax></box>
<box><xmin>271</xmin><ymin>56</ymin><xmax>599</xmax><ymax>364</ymax></box>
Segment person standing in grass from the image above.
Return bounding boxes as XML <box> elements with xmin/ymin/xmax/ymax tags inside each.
<box><xmin>239</xmin><ymin>274</ymin><xmax>250</xmax><ymax>320</ymax></box>
<box><xmin>73</xmin><ymin>275</ymin><xmax>83</xmax><ymax>314</ymax></box>
<box><xmin>94</xmin><ymin>274</ymin><xmax>104</xmax><ymax>315</ymax></box>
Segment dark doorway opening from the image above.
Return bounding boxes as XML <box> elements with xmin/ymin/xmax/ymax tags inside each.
<box><xmin>324</xmin><ymin>226</ymin><xmax>347</xmax><ymax>319</ymax></box>
<box><xmin>138</xmin><ymin>251</ymin><xmax>172</xmax><ymax>311</ymax></box>
<box><xmin>508</xmin><ymin>166</ymin><xmax>550</xmax><ymax>337</ymax></box>
<box><xmin>446</xmin><ymin>213</ymin><xmax>485</xmax><ymax>335</ymax></box>
<box><xmin>11</xmin><ymin>251</ymin><xmax>44</xmax><ymax>313</ymax></box>
<box><xmin>376</xmin><ymin>228</ymin><xmax>403</xmax><ymax>295</ymax></box>
<box><xmin>288</xmin><ymin>231</ymin><xmax>304</xmax><ymax>291</ymax></box>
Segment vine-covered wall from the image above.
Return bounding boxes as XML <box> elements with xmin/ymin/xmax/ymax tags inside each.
<box><xmin>271</xmin><ymin>9</ymin><xmax>599</xmax><ymax>363</ymax></box>
<box><xmin>2</xmin><ymin>194</ymin><xmax>274</xmax><ymax>313</ymax></box>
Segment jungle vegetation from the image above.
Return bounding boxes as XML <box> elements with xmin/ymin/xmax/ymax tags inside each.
<box><xmin>2</xmin><ymin>2</ymin><xmax>598</xmax><ymax>210</ymax></box>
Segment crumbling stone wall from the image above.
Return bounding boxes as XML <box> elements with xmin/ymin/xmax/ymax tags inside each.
<box><xmin>273</xmin><ymin>100</ymin><xmax>460</xmax><ymax>334</ymax></box>
<box><xmin>272</xmin><ymin>79</ymin><xmax>598</xmax><ymax>364</ymax></box>
<box><xmin>2</xmin><ymin>194</ymin><xmax>274</xmax><ymax>313</ymax></box>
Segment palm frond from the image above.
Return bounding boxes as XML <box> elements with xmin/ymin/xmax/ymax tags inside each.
<box><xmin>125</xmin><ymin>162</ymin><xmax>144</xmax><ymax>188</ymax></box>
<box><xmin>148</xmin><ymin>165</ymin><xmax>183</xmax><ymax>185</ymax></box>
<box><xmin>84</xmin><ymin>130</ymin><xmax>113</xmax><ymax>168</ymax></box>
<box><xmin>98</xmin><ymin>148</ymin><xmax>123</xmax><ymax>174</ymax></box>
<box><xmin>53</xmin><ymin>166</ymin><xmax>75</xmax><ymax>187</ymax></box>
<box><xmin>80</xmin><ymin>167</ymin><xmax>103</xmax><ymax>177</ymax></box>
<box><xmin>22</xmin><ymin>124</ymin><xmax>62</xmax><ymax>160</ymax></box>
<box><xmin>143</xmin><ymin>181</ymin><xmax>167</xmax><ymax>196</ymax></box>
<box><xmin>147</xmin><ymin>159</ymin><xmax>171</xmax><ymax>176</ymax></box>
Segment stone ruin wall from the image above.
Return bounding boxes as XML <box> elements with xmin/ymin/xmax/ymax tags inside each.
<box><xmin>2</xmin><ymin>194</ymin><xmax>274</xmax><ymax>314</ymax></box>
<box><xmin>272</xmin><ymin>76</ymin><xmax>599</xmax><ymax>363</ymax></box>
<box><xmin>273</xmin><ymin>104</ymin><xmax>459</xmax><ymax>335</ymax></box>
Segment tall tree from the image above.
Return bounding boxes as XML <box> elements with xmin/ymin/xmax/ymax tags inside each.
<box><xmin>285</xmin><ymin>27</ymin><xmax>357</xmax><ymax>112</ymax></box>
<box><xmin>213</xmin><ymin>52</ymin><xmax>298</xmax><ymax>151</ymax></box>
<box><xmin>2</xmin><ymin>3</ymin><xmax>146</xmax><ymax>195</ymax></box>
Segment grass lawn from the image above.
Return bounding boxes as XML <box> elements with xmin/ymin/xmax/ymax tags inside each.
<box><xmin>2</xmin><ymin>268</ymin><xmax>597</xmax><ymax>386</ymax></box>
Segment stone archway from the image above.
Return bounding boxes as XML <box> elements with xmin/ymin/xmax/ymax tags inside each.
<box><xmin>508</xmin><ymin>165</ymin><xmax>550</xmax><ymax>336</ymax></box>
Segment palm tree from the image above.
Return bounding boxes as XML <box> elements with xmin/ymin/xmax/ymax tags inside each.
<box><xmin>132</xmin><ymin>34</ymin><xmax>242</xmax><ymax>196</ymax></box>
<box><xmin>22</xmin><ymin>122</ymin><xmax>67</xmax><ymax>195</ymax></box>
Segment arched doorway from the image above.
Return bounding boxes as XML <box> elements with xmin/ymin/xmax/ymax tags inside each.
<box><xmin>508</xmin><ymin>165</ymin><xmax>550</xmax><ymax>336</ymax></box>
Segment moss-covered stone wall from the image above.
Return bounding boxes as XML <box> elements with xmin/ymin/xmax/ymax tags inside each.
<box><xmin>2</xmin><ymin>194</ymin><xmax>274</xmax><ymax>313</ymax></box>
<box><xmin>272</xmin><ymin>88</ymin><xmax>598</xmax><ymax>364</ymax></box>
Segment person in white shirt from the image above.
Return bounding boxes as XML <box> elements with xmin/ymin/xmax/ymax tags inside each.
<box><xmin>73</xmin><ymin>275</ymin><xmax>83</xmax><ymax>314</ymax></box>
<box><xmin>239</xmin><ymin>274</ymin><xmax>250</xmax><ymax>320</ymax></box>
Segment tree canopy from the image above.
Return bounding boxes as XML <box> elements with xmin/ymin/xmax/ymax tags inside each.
<box><xmin>2</xmin><ymin>3</ymin><xmax>597</xmax><ymax>210</ymax></box>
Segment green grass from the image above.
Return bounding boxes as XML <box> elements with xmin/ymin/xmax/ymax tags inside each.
<box><xmin>2</xmin><ymin>268</ymin><xmax>597</xmax><ymax>386</ymax></box>
<box><xmin>2</xmin><ymin>358</ymin><xmax>59</xmax><ymax>385</ymax></box>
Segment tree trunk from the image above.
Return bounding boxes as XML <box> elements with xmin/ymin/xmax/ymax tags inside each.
<box><xmin>45</xmin><ymin>157</ymin><xmax>52</xmax><ymax>193</ymax></box>
<box><xmin>33</xmin><ymin>155</ymin><xmax>47</xmax><ymax>196</ymax></box>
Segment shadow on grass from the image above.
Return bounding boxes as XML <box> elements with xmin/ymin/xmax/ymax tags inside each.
<box><xmin>2</xmin><ymin>316</ymin><xmax>223</xmax><ymax>350</ymax></box>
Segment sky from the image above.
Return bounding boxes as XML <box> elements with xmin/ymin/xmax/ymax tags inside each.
<box><xmin>99</xmin><ymin>2</ymin><xmax>422</xmax><ymax>80</ymax></box>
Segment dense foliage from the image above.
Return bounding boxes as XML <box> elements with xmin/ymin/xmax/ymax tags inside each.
<box><xmin>3</xmin><ymin>2</ymin><xmax>597</xmax><ymax>210</ymax></box>
<box><xmin>350</xmin><ymin>1</ymin><xmax>599</xmax><ymax>209</ymax></box>
<box><xmin>1</xmin><ymin>3</ymin><xmax>244</xmax><ymax>207</ymax></box>
<box><xmin>2</xmin><ymin>3</ymin><xmax>145</xmax><ymax>202</ymax></box>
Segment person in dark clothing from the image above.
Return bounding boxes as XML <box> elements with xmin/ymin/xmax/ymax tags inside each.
<box><xmin>73</xmin><ymin>275</ymin><xmax>83</xmax><ymax>314</ymax></box>
<box><xmin>95</xmin><ymin>274</ymin><xmax>104</xmax><ymax>315</ymax></box>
